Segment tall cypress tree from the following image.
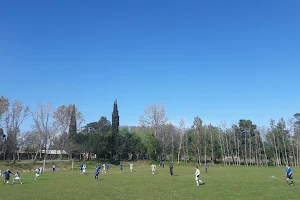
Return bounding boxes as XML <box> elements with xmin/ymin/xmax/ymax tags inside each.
<box><xmin>69</xmin><ymin>104</ymin><xmax>77</xmax><ymax>136</ymax></box>
<box><xmin>112</xmin><ymin>100</ymin><xmax>119</xmax><ymax>135</ymax></box>
<box><xmin>111</xmin><ymin>100</ymin><xmax>119</xmax><ymax>159</ymax></box>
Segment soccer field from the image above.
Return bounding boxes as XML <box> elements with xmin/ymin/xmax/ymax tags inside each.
<box><xmin>1</xmin><ymin>165</ymin><xmax>299</xmax><ymax>200</ymax></box>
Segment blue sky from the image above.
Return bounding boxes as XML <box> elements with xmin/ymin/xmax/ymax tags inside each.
<box><xmin>1</xmin><ymin>0</ymin><xmax>299</xmax><ymax>130</ymax></box>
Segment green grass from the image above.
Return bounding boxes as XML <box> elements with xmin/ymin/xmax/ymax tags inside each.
<box><xmin>0</xmin><ymin>164</ymin><xmax>299</xmax><ymax>200</ymax></box>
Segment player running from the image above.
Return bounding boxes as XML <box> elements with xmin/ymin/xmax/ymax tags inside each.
<box><xmin>39</xmin><ymin>166</ymin><xmax>43</xmax><ymax>176</ymax></box>
<box><xmin>13</xmin><ymin>172</ymin><xmax>22</xmax><ymax>184</ymax></box>
<box><xmin>169</xmin><ymin>164</ymin><xmax>174</xmax><ymax>176</ymax></box>
<box><xmin>35</xmin><ymin>167</ymin><xmax>40</xmax><ymax>180</ymax></box>
<box><xmin>3</xmin><ymin>169</ymin><xmax>13</xmax><ymax>184</ymax></box>
<box><xmin>286</xmin><ymin>165</ymin><xmax>294</xmax><ymax>186</ymax></box>
<box><xmin>120</xmin><ymin>162</ymin><xmax>123</xmax><ymax>173</ymax></box>
<box><xmin>79</xmin><ymin>163</ymin><xmax>83</xmax><ymax>174</ymax></box>
<box><xmin>102</xmin><ymin>163</ymin><xmax>106</xmax><ymax>174</ymax></box>
<box><xmin>52</xmin><ymin>164</ymin><xmax>56</xmax><ymax>173</ymax></box>
<box><xmin>82</xmin><ymin>164</ymin><xmax>86</xmax><ymax>174</ymax></box>
<box><xmin>94</xmin><ymin>166</ymin><xmax>100</xmax><ymax>181</ymax></box>
<box><xmin>130</xmin><ymin>163</ymin><xmax>134</xmax><ymax>172</ymax></box>
<box><xmin>195</xmin><ymin>166</ymin><xmax>203</xmax><ymax>186</ymax></box>
<box><xmin>204</xmin><ymin>163</ymin><xmax>208</xmax><ymax>173</ymax></box>
<box><xmin>151</xmin><ymin>164</ymin><xmax>156</xmax><ymax>175</ymax></box>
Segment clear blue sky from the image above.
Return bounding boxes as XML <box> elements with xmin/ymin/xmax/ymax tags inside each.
<box><xmin>1</xmin><ymin>0</ymin><xmax>299</xmax><ymax>129</ymax></box>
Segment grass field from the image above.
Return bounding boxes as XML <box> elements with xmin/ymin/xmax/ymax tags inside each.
<box><xmin>0</xmin><ymin>163</ymin><xmax>299</xmax><ymax>200</ymax></box>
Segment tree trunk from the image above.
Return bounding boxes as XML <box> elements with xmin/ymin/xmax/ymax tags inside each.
<box><xmin>244</xmin><ymin>131</ymin><xmax>248</xmax><ymax>167</ymax></box>
<box><xmin>262</xmin><ymin>141</ymin><xmax>268</xmax><ymax>166</ymax></box>
<box><xmin>282</xmin><ymin>132</ymin><xmax>289</xmax><ymax>166</ymax></box>
<box><xmin>219</xmin><ymin>129</ymin><xmax>225</xmax><ymax>166</ymax></box>
<box><xmin>237</xmin><ymin>136</ymin><xmax>240</xmax><ymax>166</ymax></box>
<box><xmin>211</xmin><ymin>129</ymin><xmax>214</xmax><ymax>166</ymax></box>
<box><xmin>185</xmin><ymin>132</ymin><xmax>188</xmax><ymax>165</ymax></box>
<box><xmin>272</xmin><ymin>130</ymin><xmax>280</xmax><ymax>166</ymax></box>
<box><xmin>204</xmin><ymin>127</ymin><xmax>207</xmax><ymax>165</ymax></box>
<box><xmin>249</xmin><ymin>136</ymin><xmax>252</xmax><ymax>166</ymax></box>
<box><xmin>33</xmin><ymin>150</ymin><xmax>39</xmax><ymax>162</ymax></box>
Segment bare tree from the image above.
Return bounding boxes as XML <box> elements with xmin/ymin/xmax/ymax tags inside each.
<box><xmin>23</xmin><ymin>130</ymin><xmax>45</xmax><ymax>160</ymax></box>
<box><xmin>293</xmin><ymin>114</ymin><xmax>300</xmax><ymax>167</ymax></box>
<box><xmin>139</xmin><ymin>104</ymin><xmax>168</xmax><ymax>137</ymax></box>
<box><xmin>31</xmin><ymin>103</ymin><xmax>57</xmax><ymax>167</ymax></box>
<box><xmin>204</xmin><ymin>125</ymin><xmax>207</xmax><ymax>165</ymax></box>
<box><xmin>218</xmin><ymin>124</ymin><xmax>226</xmax><ymax>166</ymax></box>
<box><xmin>3</xmin><ymin>101</ymin><xmax>29</xmax><ymax>162</ymax></box>
<box><xmin>185</xmin><ymin>123</ymin><xmax>189</xmax><ymax>165</ymax></box>
<box><xmin>209</xmin><ymin>124</ymin><xmax>215</xmax><ymax>166</ymax></box>
<box><xmin>191</xmin><ymin>117</ymin><xmax>204</xmax><ymax>165</ymax></box>
<box><xmin>139</xmin><ymin>103</ymin><xmax>169</xmax><ymax>160</ymax></box>
<box><xmin>288</xmin><ymin>119</ymin><xmax>297</xmax><ymax>167</ymax></box>
<box><xmin>0</xmin><ymin>96</ymin><xmax>9</xmax><ymax>160</ymax></box>
<box><xmin>158</xmin><ymin>123</ymin><xmax>173</xmax><ymax>161</ymax></box>
<box><xmin>269</xmin><ymin>120</ymin><xmax>280</xmax><ymax>166</ymax></box>
<box><xmin>258</xmin><ymin>126</ymin><xmax>268</xmax><ymax>166</ymax></box>
<box><xmin>0</xmin><ymin>96</ymin><xmax>9</xmax><ymax>122</ymax></box>
<box><xmin>177</xmin><ymin>118</ymin><xmax>185</xmax><ymax>164</ymax></box>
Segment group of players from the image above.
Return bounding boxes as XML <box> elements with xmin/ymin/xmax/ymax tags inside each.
<box><xmin>1</xmin><ymin>162</ymin><xmax>294</xmax><ymax>186</ymax></box>
<box><xmin>1</xmin><ymin>169</ymin><xmax>22</xmax><ymax>185</ymax></box>
<box><xmin>77</xmin><ymin>162</ymin><xmax>295</xmax><ymax>187</ymax></box>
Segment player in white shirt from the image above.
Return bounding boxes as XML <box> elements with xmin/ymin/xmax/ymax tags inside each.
<box><xmin>195</xmin><ymin>166</ymin><xmax>203</xmax><ymax>186</ymax></box>
<box><xmin>13</xmin><ymin>172</ymin><xmax>22</xmax><ymax>184</ymax></box>
<box><xmin>130</xmin><ymin>163</ymin><xmax>134</xmax><ymax>172</ymax></box>
<box><xmin>35</xmin><ymin>167</ymin><xmax>40</xmax><ymax>180</ymax></box>
<box><xmin>82</xmin><ymin>164</ymin><xmax>86</xmax><ymax>174</ymax></box>
<box><xmin>39</xmin><ymin>166</ymin><xmax>43</xmax><ymax>176</ymax></box>
<box><xmin>151</xmin><ymin>164</ymin><xmax>156</xmax><ymax>174</ymax></box>
<box><xmin>102</xmin><ymin>163</ymin><xmax>106</xmax><ymax>174</ymax></box>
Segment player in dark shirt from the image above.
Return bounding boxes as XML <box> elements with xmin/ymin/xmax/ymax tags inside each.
<box><xmin>3</xmin><ymin>169</ymin><xmax>13</xmax><ymax>184</ymax></box>
<box><xmin>169</xmin><ymin>164</ymin><xmax>174</xmax><ymax>176</ymax></box>
<box><xmin>94</xmin><ymin>166</ymin><xmax>100</xmax><ymax>180</ymax></box>
<box><xmin>286</xmin><ymin>165</ymin><xmax>294</xmax><ymax>186</ymax></box>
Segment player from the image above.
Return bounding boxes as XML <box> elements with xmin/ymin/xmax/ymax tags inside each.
<box><xmin>162</xmin><ymin>162</ymin><xmax>165</xmax><ymax>169</ymax></box>
<box><xmin>79</xmin><ymin>163</ymin><xmax>83</xmax><ymax>174</ymax></box>
<box><xmin>195</xmin><ymin>166</ymin><xmax>203</xmax><ymax>186</ymax></box>
<box><xmin>35</xmin><ymin>167</ymin><xmax>40</xmax><ymax>180</ymax></box>
<box><xmin>169</xmin><ymin>164</ymin><xmax>173</xmax><ymax>176</ymax></box>
<box><xmin>130</xmin><ymin>163</ymin><xmax>134</xmax><ymax>172</ymax></box>
<box><xmin>94</xmin><ymin>166</ymin><xmax>100</xmax><ymax>181</ymax></box>
<box><xmin>102</xmin><ymin>163</ymin><xmax>106</xmax><ymax>174</ymax></box>
<box><xmin>106</xmin><ymin>164</ymin><xmax>109</xmax><ymax>172</ymax></box>
<box><xmin>52</xmin><ymin>164</ymin><xmax>56</xmax><ymax>173</ymax></box>
<box><xmin>151</xmin><ymin>164</ymin><xmax>156</xmax><ymax>175</ymax></box>
<box><xmin>39</xmin><ymin>166</ymin><xmax>43</xmax><ymax>176</ymax></box>
<box><xmin>120</xmin><ymin>162</ymin><xmax>123</xmax><ymax>173</ymax></box>
<box><xmin>98</xmin><ymin>163</ymin><xmax>101</xmax><ymax>170</ymax></box>
<box><xmin>82</xmin><ymin>164</ymin><xmax>86</xmax><ymax>174</ymax></box>
<box><xmin>204</xmin><ymin>163</ymin><xmax>208</xmax><ymax>173</ymax></box>
<box><xmin>13</xmin><ymin>172</ymin><xmax>22</xmax><ymax>184</ymax></box>
<box><xmin>286</xmin><ymin>165</ymin><xmax>294</xmax><ymax>186</ymax></box>
<box><xmin>3</xmin><ymin>169</ymin><xmax>13</xmax><ymax>184</ymax></box>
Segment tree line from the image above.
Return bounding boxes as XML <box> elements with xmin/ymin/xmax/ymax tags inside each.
<box><xmin>1</xmin><ymin>95</ymin><xmax>300</xmax><ymax>167</ymax></box>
